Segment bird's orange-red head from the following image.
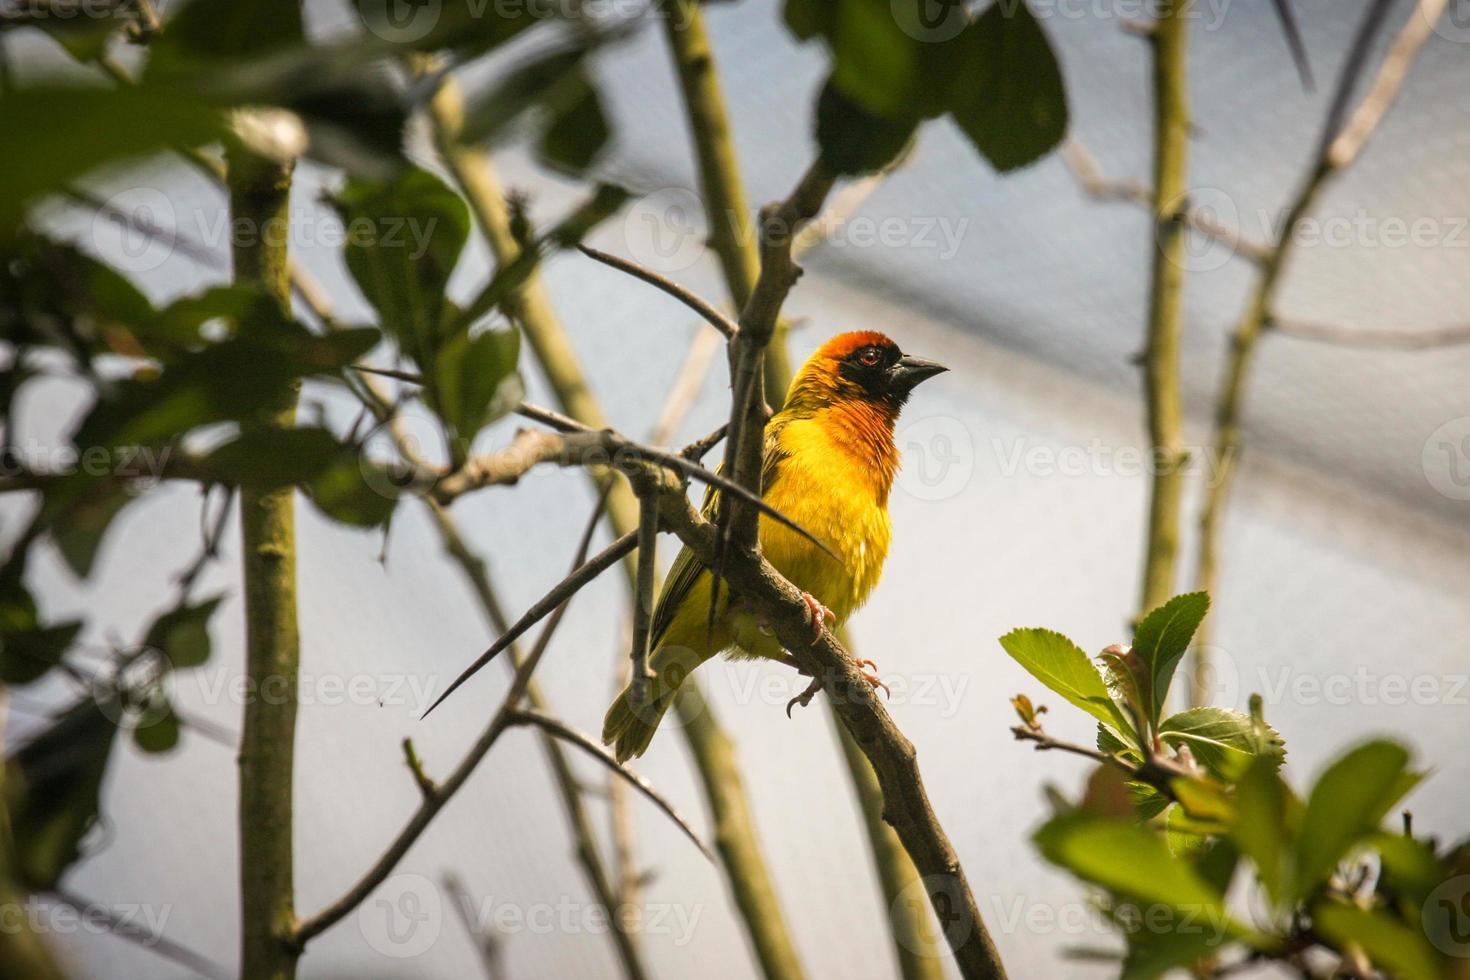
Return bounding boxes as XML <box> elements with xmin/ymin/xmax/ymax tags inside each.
<box><xmin>783</xmin><ymin>331</ymin><xmax>946</xmax><ymax>418</ymax></box>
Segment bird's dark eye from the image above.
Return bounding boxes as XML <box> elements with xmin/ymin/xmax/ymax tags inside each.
<box><xmin>858</xmin><ymin>347</ymin><xmax>881</xmax><ymax>367</ymax></box>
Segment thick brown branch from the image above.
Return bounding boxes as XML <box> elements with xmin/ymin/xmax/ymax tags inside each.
<box><xmin>646</xmin><ymin>483</ymin><xmax>1006</xmax><ymax>979</ymax></box>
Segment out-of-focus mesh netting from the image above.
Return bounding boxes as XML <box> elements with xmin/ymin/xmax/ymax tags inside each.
<box><xmin>592</xmin><ymin>0</ymin><xmax>1470</xmax><ymax>524</ymax></box>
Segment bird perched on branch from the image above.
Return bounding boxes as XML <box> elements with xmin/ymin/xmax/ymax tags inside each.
<box><xmin>602</xmin><ymin>331</ymin><xmax>946</xmax><ymax>762</ymax></box>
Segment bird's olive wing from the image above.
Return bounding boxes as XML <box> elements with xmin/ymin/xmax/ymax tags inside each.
<box><xmin>648</xmin><ymin>424</ymin><xmax>789</xmax><ymax>647</ymax></box>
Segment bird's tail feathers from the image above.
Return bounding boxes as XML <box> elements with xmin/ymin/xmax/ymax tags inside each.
<box><xmin>601</xmin><ymin>645</ymin><xmax>705</xmax><ymax>763</ymax></box>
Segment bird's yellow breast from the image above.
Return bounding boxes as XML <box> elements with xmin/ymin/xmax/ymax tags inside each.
<box><xmin>758</xmin><ymin>414</ymin><xmax>892</xmax><ymax>622</ymax></box>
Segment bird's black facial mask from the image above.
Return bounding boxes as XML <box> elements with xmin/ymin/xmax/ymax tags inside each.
<box><xmin>839</xmin><ymin>344</ymin><xmax>948</xmax><ymax>408</ymax></box>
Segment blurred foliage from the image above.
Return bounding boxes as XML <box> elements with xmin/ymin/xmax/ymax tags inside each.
<box><xmin>787</xmin><ymin>0</ymin><xmax>1068</xmax><ymax>173</ymax></box>
<box><xmin>0</xmin><ymin>0</ymin><xmax>1080</xmax><ymax>945</ymax></box>
<box><xmin>1004</xmin><ymin>595</ymin><xmax>1468</xmax><ymax>980</ymax></box>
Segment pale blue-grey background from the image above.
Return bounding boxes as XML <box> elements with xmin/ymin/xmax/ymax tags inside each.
<box><xmin>6</xmin><ymin>0</ymin><xmax>1470</xmax><ymax>976</ymax></box>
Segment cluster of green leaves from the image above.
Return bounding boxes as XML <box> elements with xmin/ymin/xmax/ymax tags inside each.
<box><xmin>785</xmin><ymin>0</ymin><xmax>1068</xmax><ymax>174</ymax></box>
<box><xmin>1001</xmin><ymin>594</ymin><xmax>1467</xmax><ymax>980</ymax></box>
<box><xmin>0</xmin><ymin>0</ymin><xmax>618</xmax><ymax>895</ymax></box>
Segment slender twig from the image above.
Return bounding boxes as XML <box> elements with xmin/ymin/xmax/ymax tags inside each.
<box><xmin>506</xmin><ymin>709</ymin><xmax>712</xmax><ymax>861</ymax></box>
<box><xmin>660</xmin><ymin>8</ymin><xmax>934</xmax><ymax>973</ymax></box>
<box><xmin>424</xmin><ymin>64</ymin><xmax>810</xmax><ymax>980</ymax></box>
<box><xmin>442</xmin><ymin>874</ymin><xmax>505</xmax><ymax>980</ymax></box>
<box><xmin>708</xmin><ymin>161</ymin><xmax>837</xmax><ymax>635</ymax></box>
<box><xmin>431</xmin><ymin>422</ymin><xmax>834</xmax><ymax>557</ymax></box>
<box><xmin>629</xmin><ymin>493</ymin><xmax>658</xmax><ymax>706</ymax></box>
<box><xmin>47</xmin><ymin>889</ymin><xmax>229</xmax><ymax>980</ymax></box>
<box><xmin>293</xmin><ymin>496</ymin><xmax>642</xmax><ymax>947</ymax></box>
<box><xmin>423</xmin><ymin>66</ymin><xmax>643</xmax><ymax>555</ymax></box>
<box><xmin>577</xmin><ymin>244</ymin><xmax>739</xmax><ymax>339</ymax></box>
<box><xmin>1061</xmin><ymin>139</ymin><xmax>1270</xmax><ymax>264</ymax></box>
<box><xmin>420</xmin><ymin>529</ymin><xmax>638</xmax><ymax>719</ymax></box>
<box><xmin>1267</xmin><ymin>316</ymin><xmax>1470</xmax><ymax>349</ymax></box>
<box><xmin>1189</xmin><ymin>0</ymin><xmax>1446</xmax><ymax>706</ymax></box>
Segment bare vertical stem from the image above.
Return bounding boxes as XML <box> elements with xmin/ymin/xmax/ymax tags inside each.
<box><xmin>1138</xmin><ymin>0</ymin><xmax>1193</xmax><ymax>618</ymax></box>
<box><xmin>227</xmin><ymin>140</ymin><xmax>300</xmax><ymax>980</ymax></box>
<box><xmin>1189</xmin><ymin>0</ymin><xmax>1445</xmax><ymax>705</ymax></box>
<box><xmin>660</xmin><ymin>7</ymin><xmax>937</xmax><ymax>974</ymax></box>
<box><xmin>305</xmin><ymin>285</ymin><xmax>652</xmax><ymax>980</ymax></box>
<box><xmin>659</xmin><ymin>0</ymin><xmax>793</xmax><ymax>393</ymax></box>
<box><xmin>424</xmin><ymin>70</ymin><xmax>808</xmax><ymax>980</ymax></box>
<box><xmin>674</xmin><ymin>682</ymin><xmax>807</xmax><ymax>980</ymax></box>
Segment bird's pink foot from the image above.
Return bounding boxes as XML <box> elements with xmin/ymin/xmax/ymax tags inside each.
<box><xmin>800</xmin><ymin>592</ymin><xmax>835</xmax><ymax>640</ymax></box>
<box><xmin>859</xmin><ymin>667</ymin><xmax>891</xmax><ymax>700</ymax></box>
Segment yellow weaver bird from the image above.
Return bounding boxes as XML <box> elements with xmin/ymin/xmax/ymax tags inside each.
<box><xmin>602</xmin><ymin>331</ymin><xmax>946</xmax><ymax>762</ymax></box>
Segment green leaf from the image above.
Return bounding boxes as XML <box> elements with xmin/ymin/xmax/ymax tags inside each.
<box><xmin>73</xmin><ymin>314</ymin><xmax>372</xmax><ymax>453</ymax></box>
<box><xmin>0</xmin><ymin>621</ymin><xmax>84</xmax><ymax>685</ymax></box>
<box><xmin>1118</xmin><ymin>922</ymin><xmax>1223</xmax><ymax>980</ymax></box>
<box><xmin>1314</xmin><ymin>902</ymin><xmax>1441</xmax><ymax>980</ymax></box>
<box><xmin>0</xmin><ymin>85</ymin><xmax>225</xmax><ymax>236</ymax></box>
<box><xmin>203</xmin><ymin>427</ymin><xmax>398</xmax><ymax>528</ymax></box>
<box><xmin>539</xmin><ymin>81</ymin><xmax>609</xmax><ymax>176</ymax></box>
<box><xmin>1369</xmin><ymin>832</ymin><xmax>1443</xmax><ymax>906</ymax></box>
<box><xmin>1034</xmin><ymin>812</ymin><xmax>1240</xmax><ymax>932</ymax></box>
<box><xmin>307</xmin><ymin>457</ymin><xmax>397</xmax><ymax>528</ymax></box>
<box><xmin>432</xmin><ymin>326</ymin><xmax>523</xmax><ymax>451</ymax></box>
<box><xmin>142</xmin><ymin>596</ymin><xmax>223</xmax><ymax>670</ymax></box>
<box><xmin>1232</xmin><ymin>755</ymin><xmax>1293</xmax><ymax>906</ymax></box>
<box><xmin>948</xmin><ymin>0</ymin><xmax>1068</xmax><ymax>172</ymax></box>
<box><xmin>1159</xmin><ymin>707</ymin><xmax>1284</xmax><ymax>782</ymax></box>
<box><xmin>7</xmin><ymin>236</ymin><xmax>157</xmax><ymax>358</ymax></box>
<box><xmin>1000</xmin><ymin>628</ymin><xmax>1134</xmax><ymax>740</ymax></box>
<box><xmin>148</xmin><ymin>0</ymin><xmax>304</xmax><ymax>70</ymax></box>
<box><xmin>1293</xmin><ymin>740</ymin><xmax>1413</xmax><ymax>900</ymax></box>
<box><xmin>814</xmin><ymin>79</ymin><xmax>916</xmax><ymax>176</ymax></box>
<box><xmin>331</xmin><ymin>167</ymin><xmax>471</xmax><ymax>366</ymax></box>
<box><xmin>203</xmin><ymin>427</ymin><xmax>350</xmax><ymax>488</ymax></box>
<box><xmin>53</xmin><ymin>485</ymin><xmax>135</xmax><ymax>580</ymax></box>
<box><xmin>6</xmin><ymin>700</ymin><xmax>120</xmax><ymax>889</ymax></box>
<box><xmin>133</xmin><ymin>702</ymin><xmax>182</xmax><ymax>754</ymax></box>
<box><xmin>1131</xmin><ymin>592</ymin><xmax>1210</xmax><ymax>722</ymax></box>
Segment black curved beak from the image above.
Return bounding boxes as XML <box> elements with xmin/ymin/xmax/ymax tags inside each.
<box><xmin>890</xmin><ymin>354</ymin><xmax>948</xmax><ymax>391</ymax></box>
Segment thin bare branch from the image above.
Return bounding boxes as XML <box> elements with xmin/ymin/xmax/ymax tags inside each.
<box><xmin>420</xmin><ymin>528</ymin><xmax>638</xmax><ymax>719</ymax></box>
<box><xmin>1061</xmin><ymin>139</ymin><xmax>1270</xmax><ymax>265</ymax></box>
<box><xmin>1267</xmin><ymin>316</ymin><xmax>1470</xmax><ymax>349</ymax></box>
<box><xmin>507</xmin><ymin>708</ymin><xmax>713</xmax><ymax>862</ymax></box>
<box><xmin>630</xmin><ymin>493</ymin><xmax>658</xmax><ymax>706</ymax></box>
<box><xmin>577</xmin><ymin>244</ymin><xmax>739</xmax><ymax>340</ymax></box>
<box><xmin>1190</xmin><ymin>0</ymin><xmax>1445</xmax><ymax>705</ymax></box>
<box><xmin>47</xmin><ymin>889</ymin><xmax>228</xmax><ymax>980</ymax></box>
<box><xmin>294</xmin><ymin>496</ymin><xmax>610</xmax><ymax>947</ymax></box>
